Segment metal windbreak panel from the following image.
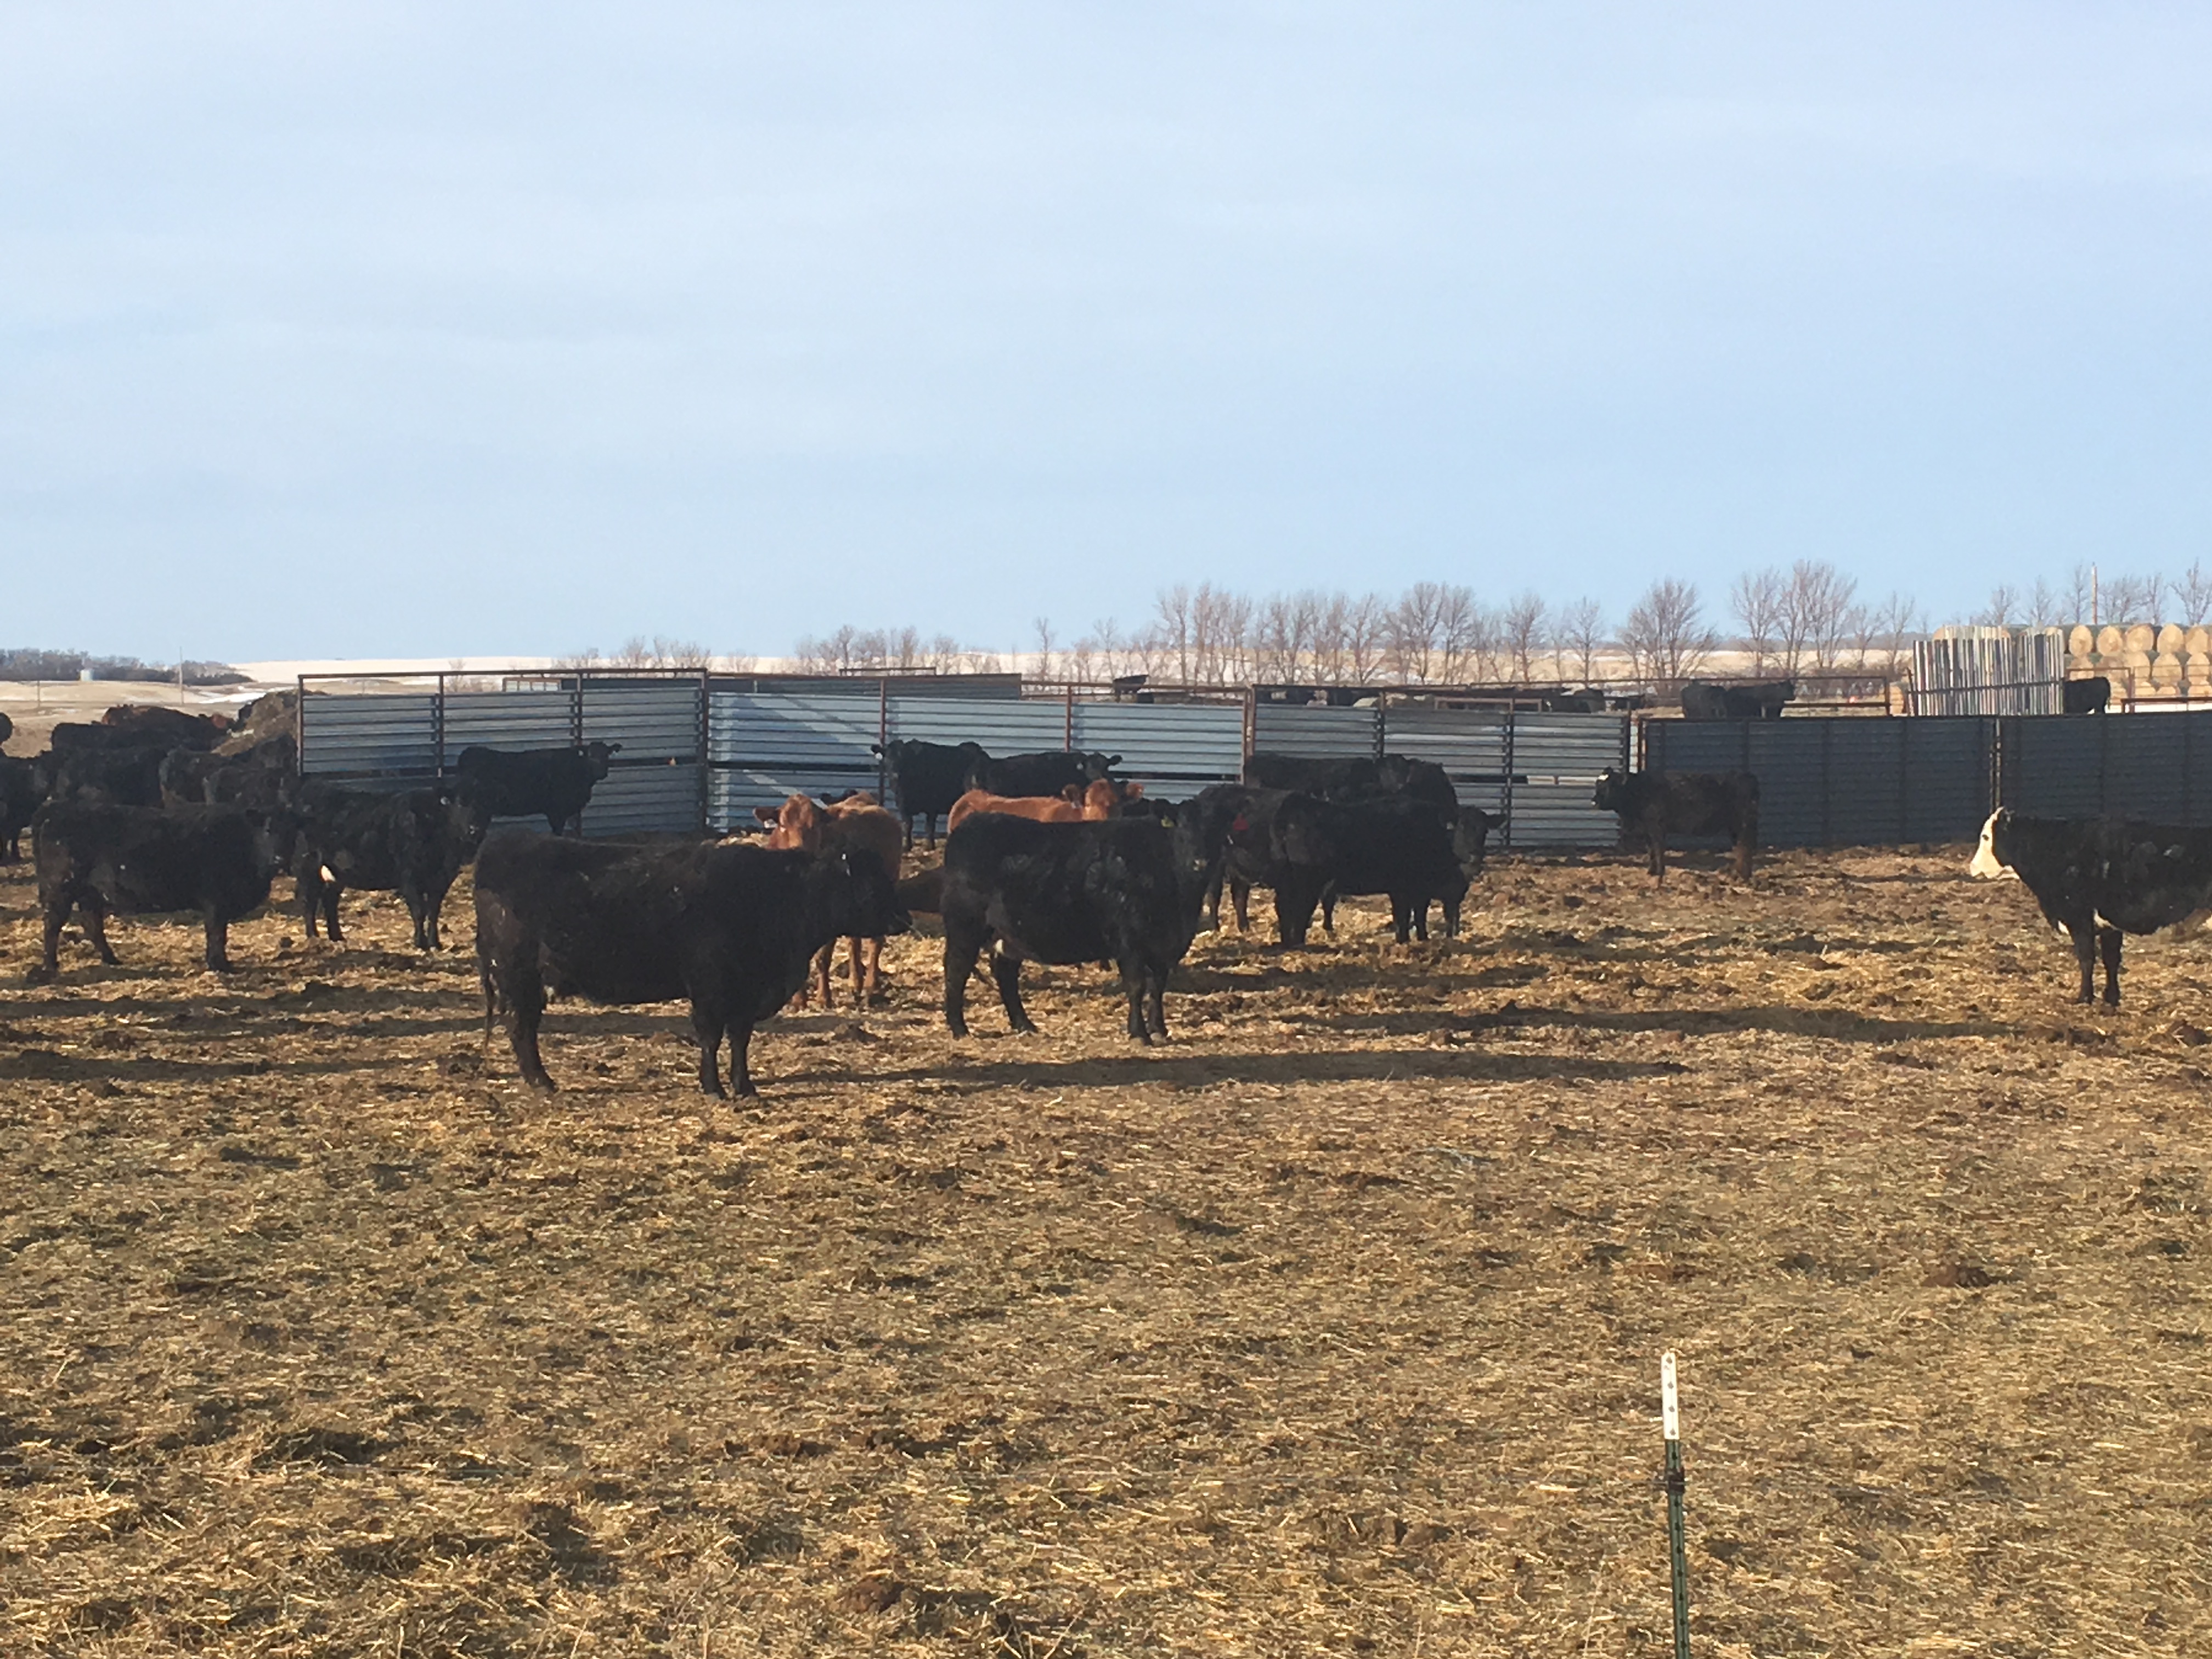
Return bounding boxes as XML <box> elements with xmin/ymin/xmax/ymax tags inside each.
<box><xmin>888</xmin><ymin>698</ymin><xmax>1070</xmax><ymax>754</ymax></box>
<box><xmin>1821</xmin><ymin>721</ymin><xmax>1905</xmax><ymax>846</ymax></box>
<box><xmin>442</xmin><ymin>692</ymin><xmax>575</xmax><ymax>761</ymax></box>
<box><xmin>2101</xmin><ymin>715</ymin><xmax>2194</xmax><ymax>823</ymax></box>
<box><xmin>1902</xmin><ymin>719</ymin><xmax>1994</xmax><ymax>842</ymax></box>
<box><xmin>1742</xmin><ymin>725</ymin><xmax>1829</xmax><ymax>847</ymax></box>
<box><xmin>1251</xmin><ymin>704</ymin><xmax>1379</xmax><ymax>759</ymax></box>
<box><xmin>299</xmin><ymin>695</ymin><xmax>439</xmax><ymax>777</ymax></box>
<box><xmin>578</xmin><ymin>764</ymin><xmax>704</xmax><ymax>837</ymax></box>
<box><xmin>1073</xmin><ymin>704</ymin><xmax>1245</xmax><ymax>802</ymax></box>
<box><xmin>1508</xmin><ymin>714</ymin><xmax>1629</xmax><ymax>847</ymax></box>
<box><xmin>707</xmin><ymin>693</ymin><xmax>884</xmax><ymax>824</ymax></box>
<box><xmin>2003</xmin><ymin>718</ymin><xmax>2106</xmax><ymax>819</ymax></box>
<box><xmin>583</xmin><ymin>680</ymin><xmax>704</xmax><ymax>760</ymax></box>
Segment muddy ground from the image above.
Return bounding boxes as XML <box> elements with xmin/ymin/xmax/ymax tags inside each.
<box><xmin>2</xmin><ymin>844</ymin><xmax>2209</xmax><ymax>1657</ymax></box>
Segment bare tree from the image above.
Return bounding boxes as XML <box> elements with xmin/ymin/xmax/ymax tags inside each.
<box><xmin>2027</xmin><ymin>578</ymin><xmax>2061</xmax><ymax>629</ymax></box>
<box><xmin>1437</xmin><ymin>586</ymin><xmax>1487</xmax><ymax>682</ymax></box>
<box><xmin>1344</xmin><ymin>592</ymin><xmax>1389</xmax><ymax>684</ymax></box>
<box><xmin>1150</xmin><ymin>586</ymin><xmax>1195</xmax><ymax>684</ymax></box>
<box><xmin>2104</xmin><ymin>572</ymin><xmax>2162</xmax><ymax>625</ymax></box>
<box><xmin>1385</xmin><ymin>583</ymin><xmax>1447</xmax><ymax>682</ymax></box>
<box><xmin>1501</xmin><ymin>591</ymin><xmax>1547</xmax><ymax>684</ymax></box>
<box><xmin>1621</xmin><ymin>578</ymin><xmax>1715</xmax><ymax>686</ymax></box>
<box><xmin>1973</xmin><ymin>586</ymin><xmax>2019</xmax><ymax>629</ymax></box>
<box><xmin>1783</xmin><ymin>561</ymin><xmax>1858</xmax><ymax>673</ymax></box>
<box><xmin>1556</xmin><ymin>597</ymin><xmax>1605</xmax><ymax>685</ymax></box>
<box><xmin>1031</xmin><ymin>617</ymin><xmax>1057</xmax><ymax>680</ymax></box>
<box><xmin>1730</xmin><ymin>568</ymin><xmax>1786</xmax><ymax>673</ymax></box>
<box><xmin>2176</xmin><ymin>562</ymin><xmax>2212</xmax><ymax>627</ymax></box>
<box><xmin>2064</xmin><ymin>563</ymin><xmax>2097</xmax><ymax>625</ymax></box>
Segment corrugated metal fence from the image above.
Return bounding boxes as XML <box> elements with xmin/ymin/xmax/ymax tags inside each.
<box><xmin>301</xmin><ymin>679</ymin><xmax>1630</xmax><ymax>846</ymax></box>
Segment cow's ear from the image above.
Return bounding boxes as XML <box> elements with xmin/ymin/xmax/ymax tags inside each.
<box><xmin>1062</xmin><ymin>784</ymin><xmax>1082</xmax><ymax>800</ymax></box>
<box><xmin>755</xmin><ymin>806</ymin><xmax>777</xmax><ymax>825</ymax></box>
<box><xmin>1126</xmin><ymin>783</ymin><xmax>1144</xmax><ymax>798</ymax></box>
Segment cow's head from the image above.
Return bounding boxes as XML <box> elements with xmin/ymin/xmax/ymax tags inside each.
<box><xmin>763</xmin><ymin>792</ymin><xmax>823</xmax><ymax>853</ymax></box>
<box><xmin>581</xmin><ymin>740</ymin><xmax>623</xmax><ymax>778</ymax></box>
<box><xmin>1968</xmin><ymin>809</ymin><xmax>2017</xmax><ymax>881</ymax></box>
<box><xmin>1593</xmin><ymin>769</ymin><xmax>1627</xmax><ymax>813</ymax></box>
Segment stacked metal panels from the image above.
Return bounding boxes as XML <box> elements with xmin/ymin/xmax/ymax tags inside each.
<box><xmin>1644</xmin><ymin>718</ymin><xmax>1996</xmax><ymax>846</ymax></box>
<box><xmin>1912</xmin><ymin>627</ymin><xmax>2066</xmax><ymax>715</ymax></box>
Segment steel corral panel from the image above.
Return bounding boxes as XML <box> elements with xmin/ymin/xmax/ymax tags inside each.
<box><xmin>300</xmin><ymin>695</ymin><xmax>439</xmax><ymax>776</ymax></box>
<box><xmin>577</xmin><ymin>765</ymin><xmax>703</xmax><ymax>837</ymax></box>
<box><xmin>1508</xmin><ymin>712</ymin><xmax>1630</xmax><ymax>845</ymax></box>
<box><xmin>888</xmin><ymin>698</ymin><xmax>1071</xmax><ymax>752</ymax></box>
<box><xmin>2102</xmin><ymin>715</ymin><xmax>2194</xmax><ymax>822</ymax></box>
<box><xmin>709</xmin><ymin>693</ymin><xmax>884</xmax><ymax>774</ymax></box>
<box><xmin>1251</xmin><ymin>704</ymin><xmax>1380</xmax><ymax>758</ymax></box>
<box><xmin>442</xmin><ymin>692</ymin><xmax>577</xmax><ymax>759</ymax></box>
<box><xmin>1073</xmin><ymin>704</ymin><xmax>1245</xmax><ymax>799</ymax></box>
<box><xmin>583</xmin><ymin>681</ymin><xmax>706</xmax><ymax>758</ymax></box>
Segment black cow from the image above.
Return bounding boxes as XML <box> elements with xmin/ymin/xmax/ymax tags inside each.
<box><xmin>963</xmin><ymin>749</ymin><xmax>1121</xmax><ymax>799</ymax></box>
<box><xmin>160</xmin><ymin>736</ymin><xmax>296</xmax><ymax>809</ymax></box>
<box><xmin>0</xmin><ymin>711</ymin><xmax>12</xmax><ymax>747</ymax></box>
<box><xmin>2063</xmin><ymin>676</ymin><xmax>2112</xmax><ymax>715</ymax></box>
<box><xmin>295</xmin><ymin>783</ymin><xmax>495</xmax><ymax>950</ymax></box>
<box><xmin>1311</xmin><ymin>803</ymin><xmax>1499</xmax><ymax>940</ymax></box>
<box><xmin>1173</xmin><ymin>783</ymin><xmax>1286</xmax><ymax>934</ymax></box>
<box><xmin>1242</xmin><ymin>752</ymin><xmax>1459</xmax><ymax>824</ymax></box>
<box><xmin>49</xmin><ymin>744</ymin><xmax>168</xmax><ymax>808</ymax></box>
<box><xmin>1542</xmin><ymin>689</ymin><xmax>1611</xmax><ymax>714</ymax></box>
<box><xmin>940</xmin><ymin>814</ymin><xmax>1201</xmax><ymax>1042</ymax></box>
<box><xmin>871</xmin><ymin>738</ymin><xmax>989</xmax><ymax>848</ymax></box>
<box><xmin>1680</xmin><ymin>680</ymin><xmax>1796</xmax><ymax>720</ymax></box>
<box><xmin>0</xmin><ymin>756</ymin><xmax>49</xmax><ymax>861</ymax></box>
<box><xmin>1970</xmin><ymin>810</ymin><xmax>2212</xmax><ymax>1005</ymax></box>
<box><xmin>451</xmin><ymin>742</ymin><xmax>620</xmax><ymax>836</ymax></box>
<box><xmin>1268</xmin><ymin>795</ymin><xmax>1471</xmax><ymax>946</ymax></box>
<box><xmin>473</xmin><ymin>831</ymin><xmax>909</xmax><ymax>1096</ymax></box>
<box><xmin>29</xmin><ymin>802</ymin><xmax>287</xmax><ymax>980</ymax></box>
<box><xmin>1594</xmin><ymin>768</ymin><xmax>1760</xmax><ymax>881</ymax></box>
<box><xmin>48</xmin><ymin>709</ymin><xmax>224</xmax><ymax>753</ymax></box>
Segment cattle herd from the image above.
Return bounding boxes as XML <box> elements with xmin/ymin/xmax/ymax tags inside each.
<box><xmin>7</xmin><ymin>699</ymin><xmax>2209</xmax><ymax>1098</ymax></box>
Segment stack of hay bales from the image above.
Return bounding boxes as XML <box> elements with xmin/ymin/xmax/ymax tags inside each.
<box><xmin>2068</xmin><ymin>622</ymin><xmax>2212</xmax><ymax>700</ymax></box>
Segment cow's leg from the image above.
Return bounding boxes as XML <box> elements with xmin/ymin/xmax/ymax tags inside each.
<box><xmin>400</xmin><ymin>875</ymin><xmax>432</xmax><ymax>951</ymax></box>
<box><xmin>1229</xmin><ymin>876</ymin><xmax>1252</xmax><ymax>933</ymax></box>
<box><xmin>1734</xmin><ymin>828</ymin><xmax>1756</xmax><ymax>880</ymax></box>
<box><xmin>1144</xmin><ymin>960</ymin><xmax>1168</xmax><ymax>1040</ymax></box>
<box><xmin>855</xmin><ymin>936</ymin><xmax>881</xmax><ymax>1004</ymax></box>
<box><xmin>1647</xmin><ymin>823</ymin><xmax>1667</xmax><ymax>882</ymax></box>
<box><xmin>1276</xmin><ymin>878</ymin><xmax>1319</xmax><ymax>947</ymax></box>
<box><xmin>504</xmin><ymin>969</ymin><xmax>556</xmax><ymax>1091</ymax></box>
<box><xmin>1201</xmin><ymin>866</ymin><xmax>1223</xmax><ymax>932</ymax></box>
<box><xmin>728</xmin><ymin>1018</ymin><xmax>759</xmax><ymax>1098</ymax></box>
<box><xmin>420</xmin><ymin>877</ymin><xmax>454</xmax><ymax>951</ymax></box>
<box><xmin>202</xmin><ymin>908</ymin><xmax>232</xmax><ymax>973</ymax></box>
<box><xmin>31</xmin><ymin>890</ymin><xmax>72</xmax><ymax>981</ymax></box>
<box><xmin>689</xmin><ymin>997</ymin><xmax>729</xmax><ymax>1098</ymax></box>
<box><xmin>1321</xmin><ymin>886</ymin><xmax>1339</xmax><ymax>937</ymax></box>
<box><xmin>82</xmin><ymin>898</ymin><xmax>119</xmax><ymax>965</ymax></box>
<box><xmin>991</xmin><ymin>951</ymin><xmax>1038</xmax><ymax>1035</ymax></box>
<box><xmin>943</xmin><ymin>922</ymin><xmax>986</xmax><ymax>1036</ymax></box>
<box><xmin>1442</xmin><ymin>893</ymin><xmax>1462</xmax><ymax>940</ymax></box>
<box><xmin>297</xmin><ymin>867</ymin><xmax>323</xmax><ymax>939</ymax></box>
<box><xmin>2100</xmin><ymin>926</ymin><xmax>2124</xmax><ymax>1007</ymax></box>
<box><xmin>2067</xmin><ymin>925</ymin><xmax>2097</xmax><ymax>1005</ymax></box>
<box><xmin>1115</xmin><ymin>955</ymin><xmax>1150</xmax><ymax>1043</ymax></box>
<box><xmin>925</xmin><ymin>814</ymin><xmax>939</xmax><ymax>851</ymax></box>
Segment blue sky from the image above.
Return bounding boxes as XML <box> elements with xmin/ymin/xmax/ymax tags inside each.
<box><xmin>5</xmin><ymin>4</ymin><xmax>2211</xmax><ymax>663</ymax></box>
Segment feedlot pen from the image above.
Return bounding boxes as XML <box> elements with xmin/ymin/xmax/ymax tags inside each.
<box><xmin>3</xmin><ymin>848</ymin><xmax>2211</xmax><ymax>1655</ymax></box>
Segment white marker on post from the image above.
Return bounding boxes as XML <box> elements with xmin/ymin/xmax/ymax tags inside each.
<box><xmin>1661</xmin><ymin>1349</ymin><xmax>1680</xmax><ymax>1442</ymax></box>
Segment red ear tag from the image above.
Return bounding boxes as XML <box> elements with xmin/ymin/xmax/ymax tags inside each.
<box><xmin>1230</xmin><ymin>815</ymin><xmax>1250</xmax><ymax>834</ymax></box>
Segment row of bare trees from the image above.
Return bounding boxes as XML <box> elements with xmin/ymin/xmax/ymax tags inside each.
<box><xmin>1973</xmin><ymin>562</ymin><xmax>2212</xmax><ymax>631</ymax></box>
<box><xmin>783</xmin><ymin>568</ymin><xmax>1928</xmax><ymax>690</ymax></box>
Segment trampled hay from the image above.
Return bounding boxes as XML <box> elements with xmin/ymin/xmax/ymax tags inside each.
<box><xmin>1</xmin><ymin>847</ymin><xmax>2208</xmax><ymax>1655</ymax></box>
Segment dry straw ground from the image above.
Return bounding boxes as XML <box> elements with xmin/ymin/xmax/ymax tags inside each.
<box><xmin>2</xmin><ymin>842</ymin><xmax>2210</xmax><ymax>1657</ymax></box>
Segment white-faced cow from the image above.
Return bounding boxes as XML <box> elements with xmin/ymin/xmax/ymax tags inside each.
<box><xmin>1970</xmin><ymin>809</ymin><xmax>2212</xmax><ymax>1006</ymax></box>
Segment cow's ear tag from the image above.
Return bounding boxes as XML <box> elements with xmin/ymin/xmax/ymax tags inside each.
<box><xmin>1231</xmin><ymin>815</ymin><xmax>1249</xmax><ymax>834</ymax></box>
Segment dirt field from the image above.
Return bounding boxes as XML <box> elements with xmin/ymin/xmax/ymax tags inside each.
<box><xmin>3</xmin><ymin>843</ymin><xmax>2210</xmax><ymax>1656</ymax></box>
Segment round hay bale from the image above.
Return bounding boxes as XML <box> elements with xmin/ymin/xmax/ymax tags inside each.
<box><xmin>2189</xmin><ymin>627</ymin><xmax>2211</xmax><ymax>656</ymax></box>
<box><xmin>2069</xmin><ymin>624</ymin><xmax>2096</xmax><ymax>656</ymax></box>
<box><xmin>2098</xmin><ymin>625</ymin><xmax>2126</xmax><ymax>656</ymax></box>
<box><xmin>2159</xmin><ymin>624</ymin><xmax>2186</xmax><ymax>654</ymax></box>
<box><xmin>2153</xmin><ymin>651</ymin><xmax>2183</xmax><ymax>686</ymax></box>
<box><xmin>2126</xmin><ymin>623</ymin><xmax>2158</xmax><ymax>653</ymax></box>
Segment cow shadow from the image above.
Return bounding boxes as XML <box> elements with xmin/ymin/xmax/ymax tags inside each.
<box><xmin>793</xmin><ymin>1045</ymin><xmax>1687</xmax><ymax>1093</ymax></box>
<box><xmin>1299</xmin><ymin>1002</ymin><xmax>2013</xmax><ymax>1045</ymax></box>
